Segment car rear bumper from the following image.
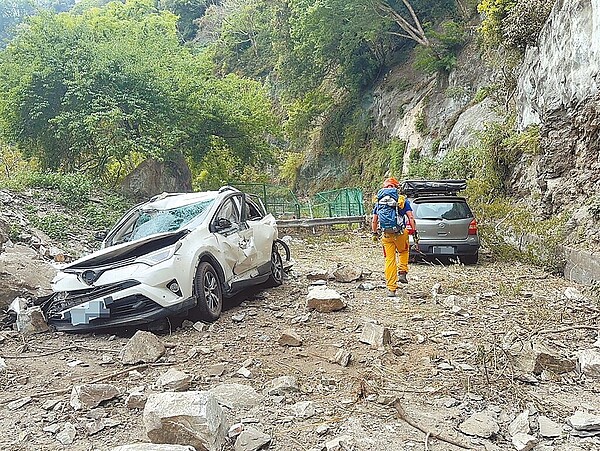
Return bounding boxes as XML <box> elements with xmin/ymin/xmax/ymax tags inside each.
<box><xmin>410</xmin><ymin>242</ymin><xmax>479</xmax><ymax>257</ymax></box>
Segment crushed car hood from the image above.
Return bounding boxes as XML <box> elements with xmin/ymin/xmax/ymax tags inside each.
<box><xmin>63</xmin><ymin>230</ymin><xmax>189</xmax><ymax>270</ymax></box>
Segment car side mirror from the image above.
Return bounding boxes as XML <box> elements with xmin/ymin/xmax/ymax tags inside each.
<box><xmin>216</xmin><ymin>218</ymin><xmax>232</xmax><ymax>230</ymax></box>
<box><xmin>94</xmin><ymin>230</ymin><xmax>107</xmax><ymax>241</ymax></box>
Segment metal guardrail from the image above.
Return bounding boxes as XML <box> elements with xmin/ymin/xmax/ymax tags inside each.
<box><xmin>276</xmin><ymin>215</ymin><xmax>367</xmax><ymax>228</ymax></box>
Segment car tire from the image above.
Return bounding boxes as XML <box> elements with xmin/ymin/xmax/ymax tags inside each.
<box><xmin>266</xmin><ymin>247</ymin><xmax>284</xmax><ymax>287</ymax></box>
<box><xmin>461</xmin><ymin>253</ymin><xmax>479</xmax><ymax>265</ymax></box>
<box><xmin>191</xmin><ymin>262</ymin><xmax>223</xmax><ymax>322</ymax></box>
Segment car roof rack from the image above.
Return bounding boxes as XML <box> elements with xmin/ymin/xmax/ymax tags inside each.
<box><xmin>401</xmin><ymin>179</ymin><xmax>467</xmax><ymax>196</ymax></box>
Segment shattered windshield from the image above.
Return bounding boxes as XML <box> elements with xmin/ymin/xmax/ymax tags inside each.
<box><xmin>113</xmin><ymin>199</ymin><xmax>214</xmax><ymax>244</ymax></box>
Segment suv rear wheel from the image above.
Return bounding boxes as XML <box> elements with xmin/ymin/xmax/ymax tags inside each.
<box><xmin>191</xmin><ymin>262</ymin><xmax>223</xmax><ymax>322</ymax></box>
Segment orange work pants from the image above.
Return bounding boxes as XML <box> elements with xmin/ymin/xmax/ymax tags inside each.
<box><xmin>381</xmin><ymin>230</ymin><xmax>409</xmax><ymax>291</ymax></box>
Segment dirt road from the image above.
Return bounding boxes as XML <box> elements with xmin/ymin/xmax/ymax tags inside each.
<box><xmin>1</xmin><ymin>231</ymin><xmax>599</xmax><ymax>450</ymax></box>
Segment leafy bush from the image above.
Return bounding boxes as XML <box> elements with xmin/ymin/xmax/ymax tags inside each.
<box><xmin>502</xmin><ymin>0</ymin><xmax>555</xmax><ymax>51</ymax></box>
<box><xmin>415</xmin><ymin>111</ymin><xmax>428</xmax><ymax>135</ymax></box>
<box><xmin>29</xmin><ymin>212</ymin><xmax>72</xmax><ymax>240</ymax></box>
<box><xmin>13</xmin><ymin>171</ymin><xmax>92</xmax><ymax>208</ymax></box>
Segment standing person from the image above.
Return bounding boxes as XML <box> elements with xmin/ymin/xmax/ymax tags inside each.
<box><xmin>371</xmin><ymin>177</ymin><xmax>418</xmax><ymax>297</ymax></box>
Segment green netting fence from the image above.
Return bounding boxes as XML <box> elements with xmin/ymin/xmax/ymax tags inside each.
<box><xmin>232</xmin><ymin>183</ymin><xmax>365</xmax><ymax>219</ymax></box>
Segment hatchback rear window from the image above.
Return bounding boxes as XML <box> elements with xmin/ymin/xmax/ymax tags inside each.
<box><xmin>413</xmin><ymin>201</ymin><xmax>472</xmax><ymax>220</ymax></box>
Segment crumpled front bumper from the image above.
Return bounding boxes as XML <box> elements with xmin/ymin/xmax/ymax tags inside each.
<box><xmin>42</xmin><ymin>279</ymin><xmax>196</xmax><ymax>332</ymax></box>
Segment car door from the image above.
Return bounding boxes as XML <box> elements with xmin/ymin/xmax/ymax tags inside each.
<box><xmin>244</xmin><ymin>195</ymin><xmax>276</xmax><ymax>268</ymax></box>
<box><xmin>212</xmin><ymin>195</ymin><xmax>258</xmax><ymax>277</ymax></box>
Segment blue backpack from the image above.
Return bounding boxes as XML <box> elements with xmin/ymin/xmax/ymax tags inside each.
<box><xmin>376</xmin><ymin>188</ymin><xmax>406</xmax><ymax>232</ymax></box>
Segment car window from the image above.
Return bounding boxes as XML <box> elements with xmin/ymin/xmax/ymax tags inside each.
<box><xmin>112</xmin><ymin>199</ymin><xmax>214</xmax><ymax>244</ymax></box>
<box><xmin>413</xmin><ymin>200</ymin><xmax>472</xmax><ymax>220</ymax></box>
<box><xmin>215</xmin><ymin>196</ymin><xmax>242</xmax><ymax>230</ymax></box>
<box><xmin>246</xmin><ymin>197</ymin><xmax>264</xmax><ymax>220</ymax></box>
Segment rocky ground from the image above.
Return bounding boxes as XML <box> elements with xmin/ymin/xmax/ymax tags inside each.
<box><xmin>1</xmin><ymin>228</ymin><xmax>600</xmax><ymax>451</ymax></box>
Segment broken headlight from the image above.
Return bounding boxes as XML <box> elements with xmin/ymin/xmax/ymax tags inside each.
<box><xmin>135</xmin><ymin>242</ymin><xmax>181</xmax><ymax>266</ymax></box>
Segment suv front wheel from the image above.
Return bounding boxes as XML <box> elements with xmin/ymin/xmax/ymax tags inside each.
<box><xmin>191</xmin><ymin>262</ymin><xmax>223</xmax><ymax>322</ymax></box>
<box><xmin>266</xmin><ymin>247</ymin><xmax>284</xmax><ymax>287</ymax></box>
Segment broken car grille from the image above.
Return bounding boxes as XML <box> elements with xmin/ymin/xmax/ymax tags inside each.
<box><xmin>45</xmin><ymin>280</ymin><xmax>141</xmax><ymax>317</ymax></box>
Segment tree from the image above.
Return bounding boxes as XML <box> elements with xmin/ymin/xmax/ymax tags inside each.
<box><xmin>0</xmin><ymin>0</ymin><xmax>278</xmax><ymax>180</ymax></box>
<box><xmin>375</xmin><ymin>0</ymin><xmax>430</xmax><ymax>46</ymax></box>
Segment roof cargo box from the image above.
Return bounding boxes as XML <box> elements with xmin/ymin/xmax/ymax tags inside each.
<box><xmin>401</xmin><ymin>179</ymin><xmax>467</xmax><ymax>196</ymax></box>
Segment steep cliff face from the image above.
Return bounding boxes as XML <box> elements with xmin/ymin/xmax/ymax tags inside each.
<box><xmin>513</xmin><ymin>0</ymin><xmax>600</xmax><ymax>251</ymax></box>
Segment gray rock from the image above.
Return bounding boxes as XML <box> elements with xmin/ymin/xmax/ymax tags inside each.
<box><xmin>120</xmin><ymin>331</ymin><xmax>166</xmax><ymax>364</ymax></box>
<box><xmin>156</xmin><ymin>368</ymin><xmax>191</xmax><ymax>391</ymax></box>
<box><xmin>538</xmin><ymin>416</ymin><xmax>561</xmax><ymax>438</ymax></box>
<box><xmin>324</xmin><ymin>435</ymin><xmax>354</xmax><ymax>451</ymax></box>
<box><xmin>567</xmin><ymin>410</ymin><xmax>600</xmax><ymax>436</ymax></box>
<box><xmin>508</xmin><ymin>410</ymin><xmax>530</xmax><ymax>436</ymax></box>
<box><xmin>359</xmin><ymin>323</ymin><xmax>391</xmax><ymax>349</ymax></box>
<box><xmin>459</xmin><ymin>412</ymin><xmax>499</xmax><ymax>438</ymax></box>
<box><xmin>126</xmin><ymin>391</ymin><xmax>148</xmax><ymax>410</ymax></box>
<box><xmin>577</xmin><ymin>348</ymin><xmax>600</xmax><ymax>377</ymax></box>
<box><xmin>16</xmin><ymin>306</ymin><xmax>49</xmax><ymax>334</ymax></box>
<box><xmin>43</xmin><ymin>424</ymin><xmax>61</xmax><ymax>434</ymax></box>
<box><xmin>85</xmin><ymin>418</ymin><xmax>121</xmax><ymax>435</ymax></box>
<box><xmin>306</xmin><ymin>270</ymin><xmax>330</xmax><ymax>281</ymax></box>
<box><xmin>263</xmin><ymin>376</ymin><xmax>299</xmax><ymax>396</ymax></box>
<box><xmin>279</xmin><ymin>330</ymin><xmax>303</xmax><ymax>347</ymax></box>
<box><xmin>306</xmin><ymin>287</ymin><xmax>345</xmax><ymax>313</ymax></box>
<box><xmin>511</xmin><ymin>432</ymin><xmax>537</xmax><ymax>451</ymax></box>
<box><xmin>513</xmin><ymin>340</ymin><xmax>575</xmax><ymax>376</ymax></box>
<box><xmin>234</xmin><ymin>427</ymin><xmax>271</xmax><ymax>451</ymax></box>
<box><xmin>332</xmin><ymin>265</ymin><xmax>362</xmax><ymax>283</ymax></box>
<box><xmin>121</xmin><ymin>154</ymin><xmax>192</xmax><ymax>198</ymax></box>
<box><xmin>7</xmin><ymin>396</ymin><xmax>32</xmax><ymax>410</ymax></box>
<box><xmin>56</xmin><ymin>422</ymin><xmax>77</xmax><ymax>445</ymax></box>
<box><xmin>326</xmin><ymin>347</ymin><xmax>351</xmax><ymax>367</ymax></box>
<box><xmin>291</xmin><ymin>400</ymin><xmax>316</xmax><ymax>419</ymax></box>
<box><xmin>143</xmin><ymin>391</ymin><xmax>226</xmax><ymax>451</ymax></box>
<box><xmin>112</xmin><ymin>446</ymin><xmax>196</xmax><ymax>451</ymax></box>
<box><xmin>70</xmin><ymin>384</ymin><xmax>119</xmax><ymax>410</ymax></box>
<box><xmin>357</xmin><ymin>282</ymin><xmax>375</xmax><ymax>291</ymax></box>
<box><xmin>209</xmin><ymin>383</ymin><xmax>261</xmax><ymax>409</ymax></box>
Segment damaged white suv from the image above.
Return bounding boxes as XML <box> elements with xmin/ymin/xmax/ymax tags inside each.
<box><xmin>41</xmin><ymin>187</ymin><xmax>290</xmax><ymax>332</ymax></box>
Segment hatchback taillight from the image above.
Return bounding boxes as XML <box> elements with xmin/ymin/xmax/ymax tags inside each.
<box><xmin>468</xmin><ymin>219</ymin><xmax>478</xmax><ymax>235</ymax></box>
<box><xmin>406</xmin><ymin>223</ymin><xmax>414</xmax><ymax>235</ymax></box>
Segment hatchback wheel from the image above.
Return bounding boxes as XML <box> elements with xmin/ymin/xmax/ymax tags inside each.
<box><xmin>267</xmin><ymin>247</ymin><xmax>283</xmax><ymax>287</ymax></box>
<box><xmin>191</xmin><ymin>262</ymin><xmax>223</xmax><ymax>322</ymax></box>
<box><xmin>461</xmin><ymin>253</ymin><xmax>479</xmax><ymax>265</ymax></box>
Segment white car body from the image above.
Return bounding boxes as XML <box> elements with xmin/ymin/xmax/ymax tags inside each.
<box><xmin>43</xmin><ymin>187</ymin><xmax>287</xmax><ymax>331</ymax></box>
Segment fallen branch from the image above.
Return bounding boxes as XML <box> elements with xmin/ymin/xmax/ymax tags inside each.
<box><xmin>535</xmin><ymin>325</ymin><xmax>598</xmax><ymax>335</ymax></box>
<box><xmin>393</xmin><ymin>399</ymin><xmax>474</xmax><ymax>450</ymax></box>
<box><xmin>0</xmin><ymin>362</ymin><xmax>174</xmax><ymax>405</ymax></box>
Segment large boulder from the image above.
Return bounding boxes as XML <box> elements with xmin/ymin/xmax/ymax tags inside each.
<box><xmin>121</xmin><ymin>154</ymin><xmax>192</xmax><ymax>198</ymax></box>
<box><xmin>143</xmin><ymin>391</ymin><xmax>226</xmax><ymax>451</ymax></box>
<box><xmin>120</xmin><ymin>331</ymin><xmax>166</xmax><ymax>365</ymax></box>
<box><xmin>0</xmin><ymin>245</ymin><xmax>56</xmax><ymax>309</ymax></box>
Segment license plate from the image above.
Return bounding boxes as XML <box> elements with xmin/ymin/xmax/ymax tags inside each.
<box><xmin>433</xmin><ymin>246</ymin><xmax>454</xmax><ymax>254</ymax></box>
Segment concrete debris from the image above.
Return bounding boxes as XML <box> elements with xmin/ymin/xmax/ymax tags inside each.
<box><xmin>306</xmin><ymin>287</ymin><xmax>345</xmax><ymax>313</ymax></box>
<box><xmin>537</xmin><ymin>416</ymin><xmax>562</xmax><ymax>438</ymax></box>
<box><xmin>143</xmin><ymin>391</ymin><xmax>226</xmax><ymax>451</ymax></box>
<box><xmin>234</xmin><ymin>427</ymin><xmax>271</xmax><ymax>451</ymax></box>
<box><xmin>120</xmin><ymin>331</ymin><xmax>166</xmax><ymax>365</ymax></box>
<box><xmin>85</xmin><ymin>418</ymin><xmax>121</xmax><ymax>435</ymax></box>
<box><xmin>508</xmin><ymin>410</ymin><xmax>530</xmax><ymax>436</ymax></box>
<box><xmin>459</xmin><ymin>412</ymin><xmax>500</xmax><ymax>438</ymax></box>
<box><xmin>576</xmin><ymin>348</ymin><xmax>600</xmax><ymax>377</ymax></box>
<box><xmin>263</xmin><ymin>376</ymin><xmax>299</xmax><ymax>396</ymax></box>
<box><xmin>112</xmin><ymin>445</ymin><xmax>197</xmax><ymax>451</ymax></box>
<box><xmin>278</xmin><ymin>329</ymin><xmax>303</xmax><ymax>347</ymax></box>
<box><xmin>70</xmin><ymin>383</ymin><xmax>120</xmax><ymax>410</ymax></box>
<box><xmin>156</xmin><ymin>368</ymin><xmax>191</xmax><ymax>391</ymax></box>
<box><xmin>359</xmin><ymin>323</ymin><xmax>391</xmax><ymax>349</ymax></box>
<box><xmin>567</xmin><ymin>410</ymin><xmax>600</xmax><ymax>437</ymax></box>
<box><xmin>56</xmin><ymin>422</ymin><xmax>77</xmax><ymax>445</ymax></box>
<box><xmin>511</xmin><ymin>432</ymin><xmax>538</xmax><ymax>451</ymax></box>
<box><xmin>332</xmin><ymin>265</ymin><xmax>362</xmax><ymax>283</ymax></box>
<box><xmin>290</xmin><ymin>400</ymin><xmax>316</xmax><ymax>419</ymax></box>
<box><xmin>16</xmin><ymin>306</ymin><xmax>49</xmax><ymax>334</ymax></box>
<box><xmin>209</xmin><ymin>383</ymin><xmax>262</xmax><ymax>410</ymax></box>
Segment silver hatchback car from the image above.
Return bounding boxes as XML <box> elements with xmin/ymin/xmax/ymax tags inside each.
<box><xmin>403</xmin><ymin>180</ymin><xmax>480</xmax><ymax>264</ymax></box>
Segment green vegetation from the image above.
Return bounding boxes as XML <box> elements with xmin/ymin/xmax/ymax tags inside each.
<box><xmin>414</xmin><ymin>20</ymin><xmax>465</xmax><ymax>75</ymax></box>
